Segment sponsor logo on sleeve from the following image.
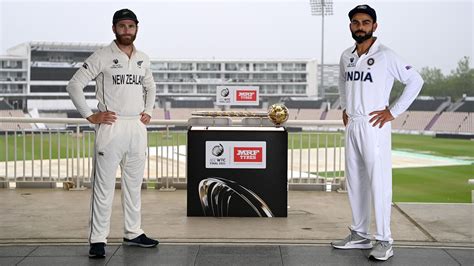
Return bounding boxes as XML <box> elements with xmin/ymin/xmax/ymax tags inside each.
<box><xmin>82</xmin><ymin>63</ymin><xmax>88</xmax><ymax>69</ymax></box>
<box><xmin>405</xmin><ymin>65</ymin><xmax>413</xmax><ymax>70</ymax></box>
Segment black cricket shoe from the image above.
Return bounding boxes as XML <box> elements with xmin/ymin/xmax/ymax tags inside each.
<box><xmin>89</xmin><ymin>242</ymin><xmax>106</xmax><ymax>258</ymax></box>
<box><xmin>123</xmin><ymin>233</ymin><xmax>159</xmax><ymax>248</ymax></box>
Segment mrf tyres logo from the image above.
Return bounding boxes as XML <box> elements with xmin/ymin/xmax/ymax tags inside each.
<box><xmin>234</xmin><ymin>147</ymin><xmax>262</xmax><ymax>163</ymax></box>
<box><xmin>236</xmin><ymin>90</ymin><xmax>257</xmax><ymax>101</ymax></box>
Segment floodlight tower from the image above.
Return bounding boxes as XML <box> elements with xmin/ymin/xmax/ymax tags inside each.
<box><xmin>310</xmin><ymin>0</ymin><xmax>334</xmax><ymax>98</ymax></box>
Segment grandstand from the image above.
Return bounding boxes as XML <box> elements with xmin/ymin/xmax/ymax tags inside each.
<box><xmin>294</xmin><ymin>109</ymin><xmax>324</xmax><ymax>120</ymax></box>
<box><xmin>283</xmin><ymin>97</ymin><xmax>327</xmax><ymax>109</ymax></box>
<box><xmin>407</xmin><ymin>96</ymin><xmax>450</xmax><ymax>112</ymax></box>
<box><xmin>395</xmin><ymin>111</ymin><xmax>437</xmax><ymax>131</ymax></box>
<box><xmin>430</xmin><ymin>112</ymin><xmax>471</xmax><ymax>133</ymax></box>
<box><xmin>0</xmin><ymin>110</ymin><xmax>32</xmax><ymax>131</ymax></box>
<box><xmin>458</xmin><ymin>113</ymin><xmax>474</xmax><ymax>133</ymax></box>
<box><xmin>451</xmin><ymin>97</ymin><xmax>474</xmax><ymax>112</ymax></box>
<box><xmin>390</xmin><ymin>112</ymin><xmax>409</xmax><ymax>130</ymax></box>
<box><xmin>325</xmin><ymin>109</ymin><xmax>343</xmax><ymax>121</ymax></box>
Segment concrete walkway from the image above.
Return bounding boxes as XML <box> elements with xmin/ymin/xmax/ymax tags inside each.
<box><xmin>0</xmin><ymin>189</ymin><xmax>472</xmax><ymax>265</ymax></box>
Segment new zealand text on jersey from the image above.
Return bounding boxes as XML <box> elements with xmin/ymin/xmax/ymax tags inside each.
<box><xmin>112</xmin><ymin>74</ymin><xmax>144</xmax><ymax>85</ymax></box>
<box><xmin>345</xmin><ymin>71</ymin><xmax>373</xmax><ymax>82</ymax></box>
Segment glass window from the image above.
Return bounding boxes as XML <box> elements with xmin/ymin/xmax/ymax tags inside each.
<box><xmin>282</xmin><ymin>63</ymin><xmax>293</xmax><ymax>71</ymax></box>
<box><xmin>296</xmin><ymin>63</ymin><xmax>306</xmax><ymax>71</ymax></box>
<box><xmin>225</xmin><ymin>64</ymin><xmax>238</xmax><ymax>71</ymax></box>
<box><xmin>295</xmin><ymin>85</ymin><xmax>306</xmax><ymax>94</ymax></box>
<box><xmin>151</xmin><ymin>62</ymin><xmax>167</xmax><ymax>70</ymax></box>
<box><xmin>180</xmin><ymin>63</ymin><xmax>193</xmax><ymax>71</ymax></box>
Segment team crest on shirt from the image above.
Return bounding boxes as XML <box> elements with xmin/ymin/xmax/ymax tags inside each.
<box><xmin>367</xmin><ymin>58</ymin><xmax>375</xmax><ymax>66</ymax></box>
<box><xmin>111</xmin><ymin>59</ymin><xmax>123</xmax><ymax>69</ymax></box>
<box><xmin>137</xmin><ymin>61</ymin><xmax>143</xmax><ymax>68</ymax></box>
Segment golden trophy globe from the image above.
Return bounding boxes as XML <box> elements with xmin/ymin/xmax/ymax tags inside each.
<box><xmin>267</xmin><ymin>104</ymin><xmax>289</xmax><ymax>126</ymax></box>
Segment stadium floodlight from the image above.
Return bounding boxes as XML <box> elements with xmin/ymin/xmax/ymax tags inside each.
<box><xmin>310</xmin><ymin>0</ymin><xmax>334</xmax><ymax>98</ymax></box>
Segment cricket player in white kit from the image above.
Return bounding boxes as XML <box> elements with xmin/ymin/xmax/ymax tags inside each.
<box><xmin>66</xmin><ymin>9</ymin><xmax>158</xmax><ymax>258</ymax></box>
<box><xmin>331</xmin><ymin>5</ymin><xmax>423</xmax><ymax>261</ymax></box>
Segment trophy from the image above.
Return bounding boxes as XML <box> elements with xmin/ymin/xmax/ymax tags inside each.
<box><xmin>267</xmin><ymin>103</ymin><xmax>290</xmax><ymax>125</ymax></box>
<box><xmin>192</xmin><ymin>103</ymin><xmax>289</xmax><ymax>126</ymax></box>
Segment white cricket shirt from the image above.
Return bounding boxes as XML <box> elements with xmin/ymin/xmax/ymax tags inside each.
<box><xmin>67</xmin><ymin>41</ymin><xmax>156</xmax><ymax>118</ymax></box>
<box><xmin>339</xmin><ymin>39</ymin><xmax>424</xmax><ymax>118</ymax></box>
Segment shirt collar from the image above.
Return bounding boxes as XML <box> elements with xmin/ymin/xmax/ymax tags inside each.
<box><xmin>351</xmin><ymin>37</ymin><xmax>380</xmax><ymax>56</ymax></box>
<box><xmin>110</xmin><ymin>40</ymin><xmax>136</xmax><ymax>57</ymax></box>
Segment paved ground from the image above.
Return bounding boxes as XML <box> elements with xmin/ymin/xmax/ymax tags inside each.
<box><xmin>0</xmin><ymin>189</ymin><xmax>472</xmax><ymax>265</ymax></box>
<box><xmin>1</xmin><ymin>244</ymin><xmax>473</xmax><ymax>265</ymax></box>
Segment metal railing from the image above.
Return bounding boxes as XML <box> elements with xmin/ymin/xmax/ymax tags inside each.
<box><xmin>0</xmin><ymin>117</ymin><xmax>344</xmax><ymax>191</ymax></box>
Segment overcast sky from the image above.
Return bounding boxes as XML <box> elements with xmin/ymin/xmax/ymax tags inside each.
<box><xmin>1</xmin><ymin>0</ymin><xmax>472</xmax><ymax>74</ymax></box>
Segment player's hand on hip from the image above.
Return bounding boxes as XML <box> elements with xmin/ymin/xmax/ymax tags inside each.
<box><xmin>342</xmin><ymin>109</ymin><xmax>348</xmax><ymax>127</ymax></box>
<box><xmin>369</xmin><ymin>107</ymin><xmax>394</xmax><ymax>128</ymax></box>
<box><xmin>140</xmin><ymin>112</ymin><xmax>151</xmax><ymax>125</ymax></box>
<box><xmin>86</xmin><ymin>112</ymin><xmax>117</xmax><ymax>125</ymax></box>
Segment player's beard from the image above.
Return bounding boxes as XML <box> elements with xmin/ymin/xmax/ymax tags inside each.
<box><xmin>115</xmin><ymin>33</ymin><xmax>136</xmax><ymax>46</ymax></box>
<box><xmin>351</xmin><ymin>29</ymin><xmax>373</xmax><ymax>44</ymax></box>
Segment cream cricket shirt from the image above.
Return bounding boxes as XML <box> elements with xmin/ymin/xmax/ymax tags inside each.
<box><xmin>338</xmin><ymin>39</ymin><xmax>424</xmax><ymax>118</ymax></box>
<box><xmin>67</xmin><ymin>41</ymin><xmax>156</xmax><ymax>118</ymax></box>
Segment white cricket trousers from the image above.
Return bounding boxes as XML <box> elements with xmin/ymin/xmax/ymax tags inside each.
<box><xmin>89</xmin><ymin>116</ymin><xmax>147</xmax><ymax>244</ymax></box>
<box><xmin>345</xmin><ymin>115</ymin><xmax>393</xmax><ymax>243</ymax></box>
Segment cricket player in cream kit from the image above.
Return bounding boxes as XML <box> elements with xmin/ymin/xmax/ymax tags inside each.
<box><xmin>331</xmin><ymin>5</ymin><xmax>423</xmax><ymax>261</ymax></box>
<box><xmin>67</xmin><ymin>9</ymin><xmax>158</xmax><ymax>258</ymax></box>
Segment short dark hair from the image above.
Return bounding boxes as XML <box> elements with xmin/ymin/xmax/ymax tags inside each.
<box><xmin>113</xmin><ymin>8</ymin><xmax>139</xmax><ymax>25</ymax></box>
<box><xmin>348</xmin><ymin>4</ymin><xmax>376</xmax><ymax>23</ymax></box>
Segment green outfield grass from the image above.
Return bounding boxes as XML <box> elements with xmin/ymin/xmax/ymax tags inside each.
<box><xmin>391</xmin><ymin>134</ymin><xmax>473</xmax><ymax>203</ymax></box>
<box><xmin>0</xmin><ymin>131</ymin><xmax>187</xmax><ymax>161</ymax></box>
<box><xmin>296</xmin><ymin>133</ymin><xmax>474</xmax><ymax>203</ymax></box>
<box><xmin>317</xmin><ymin>166</ymin><xmax>473</xmax><ymax>203</ymax></box>
<box><xmin>392</xmin><ymin>133</ymin><xmax>474</xmax><ymax>159</ymax></box>
<box><xmin>393</xmin><ymin>165</ymin><xmax>473</xmax><ymax>203</ymax></box>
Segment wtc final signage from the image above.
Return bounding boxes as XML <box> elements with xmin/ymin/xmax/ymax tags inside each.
<box><xmin>216</xmin><ymin>86</ymin><xmax>259</xmax><ymax>106</ymax></box>
<box><xmin>205</xmin><ymin>141</ymin><xmax>266</xmax><ymax>169</ymax></box>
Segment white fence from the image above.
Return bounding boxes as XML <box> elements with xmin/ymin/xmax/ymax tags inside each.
<box><xmin>0</xmin><ymin>117</ymin><xmax>344</xmax><ymax>191</ymax></box>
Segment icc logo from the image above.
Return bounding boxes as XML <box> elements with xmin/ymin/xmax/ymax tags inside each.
<box><xmin>212</xmin><ymin>144</ymin><xmax>224</xmax><ymax>157</ymax></box>
<box><xmin>220</xmin><ymin>88</ymin><xmax>230</xmax><ymax>97</ymax></box>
